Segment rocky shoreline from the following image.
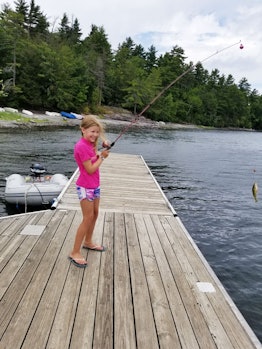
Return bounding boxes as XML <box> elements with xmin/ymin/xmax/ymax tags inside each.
<box><xmin>0</xmin><ymin>109</ymin><xmax>199</xmax><ymax>131</ymax></box>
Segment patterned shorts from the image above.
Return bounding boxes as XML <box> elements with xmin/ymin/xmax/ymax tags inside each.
<box><xmin>76</xmin><ymin>186</ymin><xmax>101</xmax><ymax>202</ymax></box>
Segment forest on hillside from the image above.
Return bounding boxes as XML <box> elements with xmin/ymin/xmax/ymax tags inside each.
<box><xmin>1</xmin><ymin>0</ymin><xmax>262</xmax><ymax>129</ymax></box>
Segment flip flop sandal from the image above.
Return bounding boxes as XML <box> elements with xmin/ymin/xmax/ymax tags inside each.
<box><xmin>68</xmin><ymin>256</ymin><xmax>88</xmax><ymax>268</ymax></box>
<box><xmin>82</xmin><ymin>245</ymin><xmax>106</xmax><ymax>252</ymax></box>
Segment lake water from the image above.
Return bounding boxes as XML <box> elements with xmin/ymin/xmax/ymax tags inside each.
<box><xmin>0</xmin><ymin>125</ymin><xmax>261</xmax><ymax>342</ymax></box>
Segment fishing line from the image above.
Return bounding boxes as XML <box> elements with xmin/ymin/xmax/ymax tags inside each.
<box><xmin>106</xmin><ymin>40</ymin><xmax>242</xmax><ymax>149</ymax></box>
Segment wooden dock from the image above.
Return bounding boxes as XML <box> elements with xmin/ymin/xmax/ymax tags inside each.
<box><xmin>0</xmin><ymin>153</ymin><xmax>261</xmax><ymax>349</ymax></box>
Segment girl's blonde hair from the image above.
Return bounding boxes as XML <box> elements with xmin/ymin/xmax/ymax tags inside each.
<box><xmin>80</xmin><ymin>115</ymin><xmax>106</xmax><ymax>148</ymax></box>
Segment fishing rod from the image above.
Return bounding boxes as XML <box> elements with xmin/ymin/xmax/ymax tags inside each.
<box><xmin>105</xmin><ymin>40</ymin><xmax>243</xmax><ymax>149</ymax></box>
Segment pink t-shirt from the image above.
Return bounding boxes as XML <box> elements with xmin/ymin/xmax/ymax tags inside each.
<box><xmin>74</xmin><ymin>138</ymin><xmax>100</xmax><ymax>188</ymax></box>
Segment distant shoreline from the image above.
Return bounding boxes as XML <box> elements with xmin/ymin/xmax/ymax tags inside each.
<box><xmin>0</xmin><ymin>110</ymin><xmax>256</xmax><ymax>132</ymax></box>
<box><xmin>0</xmin><ymin>110</ymin><xmax>199</xmax><ymax>130</ymax></box>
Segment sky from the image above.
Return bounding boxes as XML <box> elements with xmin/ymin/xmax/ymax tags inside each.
<box><xmin>2</xmin><ymin>0</ymin><xmax>262</xmax><ymax>93</ymax></box>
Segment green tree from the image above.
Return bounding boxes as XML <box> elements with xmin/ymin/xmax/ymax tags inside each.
<box><xmin>122</xmin><ymin>66</ymin><xmax>146</xmax><ymax>114</ymax></box>
<box><xmin>15</xmin><ymin>0</ymin><xmax>49</xmax><ymax>37</ymax></box>
<box><xmin>81</xmin><ymin>25</ymin><xmax>112</xmax><ymax>109</ymax></box>
<box><xmin>145</xmin><ymin>45</ymin><xmax>158</xmax><ymax>72</ymax></box>
<box><xmin>249</xmin><ymin>90</ymin><xmax>262</xmax><ymax>129</ymax></box>
<box><xmin>0</xmin><ymin>7</ymin><xmax>27</xmax><ymax>101</ymax></box>
<box><xmin>106</xmin><ymin>39</ymin><xmax>135</xmax><ymax>105</ymax></box>
<box><xmin>58</xmin><ymin>13</ymin><xmax>82</xmax><ymax>45</ymax></box>
<box><xmin>13</xmin><ymin>39</ymin><xmax>88</xmax><ymax>110</ymax></box>
<box><xmin>198</xmin><ymin>87</ymin><xmax>218</xmax><ymax>126</ymax></box>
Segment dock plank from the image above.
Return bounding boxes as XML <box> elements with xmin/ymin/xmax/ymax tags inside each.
<box><xmin>135</xmin><ymin>213</ymin><xmax>182</xmax><ymax>348</ymax></box>
<box><xmin>125</xmin><ymin>212</ymin><xmax>159</xmax><ymax>349</ymax></box>
<box><xmin>0</xmin><ymin>153</ymin><xmax>261</xmax><ymax>349</ymax></box>
<box><xmin>68</xmin><ymin>211</ymin><xmax>106</xmax><ymax>349</ymax></box>
<box><xmin>92</xmin><ymin>212</ymin><xmax>114</xmax><ymax>349</ymax></box>
<box><xmin>0</xmin><ymin>210</ymin><xmax>67</xmax><ymax>346</ymax></box>
<box><xmin>163</xmin><ymin>215</ymin><xmax>258</xmax><ymax>349</ymax></box>
<box><xmin>114</xmin><ymin>212</ymin><xmax>137</xmax><ymax>349</ymax></box>
<box><xmin>151</xmin><ymin>214</ymin><xmax>217</xmax><ymax>349</ymax></box>
<box><xmin>0</xmin><ymin>215</ymin><xmax>32</xmax><ymax>256</ymax></box>
<box><xmin>20</xmin><ymin>210</ymin><xmax>78</xmax><ymax>349</ymax></box>
<box><xmin>175</xmin><ymin>215</ymin><xmax>258</xmax><ymax>349</ymax></box>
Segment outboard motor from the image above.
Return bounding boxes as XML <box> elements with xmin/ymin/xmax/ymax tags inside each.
<box><xmin>30</xmin><ymin>163</ymin><xmax>47</xmax><ymax>179</ymax></box>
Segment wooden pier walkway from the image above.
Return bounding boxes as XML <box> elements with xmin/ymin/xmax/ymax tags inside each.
<box><xmin>0</xmin><ymin>153</ymin><xmax>261</xmax><ymax>349</ymax></box>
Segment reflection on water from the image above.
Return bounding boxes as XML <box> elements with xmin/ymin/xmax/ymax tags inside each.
<box><xmin>0</xmin><ymin>126</ymin><xmax>261</xmax><ymax>342</ymax></box>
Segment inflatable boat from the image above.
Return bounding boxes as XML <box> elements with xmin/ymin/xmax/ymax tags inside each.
<box><xmin>4</xmin><ymin>164</ymin><xmax>68</xmax><ymax>207</ymax></box>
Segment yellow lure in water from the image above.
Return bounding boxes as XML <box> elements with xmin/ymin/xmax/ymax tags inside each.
<box><xmin>252</xmin><ymin>182</ymin><xmax>258</xmax><ymax>202</ymax></box>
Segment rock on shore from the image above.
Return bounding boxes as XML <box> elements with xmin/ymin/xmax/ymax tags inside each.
<box><xmin>0</xmin><ymin>109</ymin><xmax>198</xmax><ymax>130</ymax></box>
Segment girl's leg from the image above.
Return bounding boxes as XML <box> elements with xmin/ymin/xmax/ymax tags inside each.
<box><xmin>83</xmin><ymin>198</ymin><xmax>101</xmax><ymax>246</ymax></box>
<box><xmin>69</xmin><ymin>199</ymin><xmax>95</xmax><ymax>263</ymax></box>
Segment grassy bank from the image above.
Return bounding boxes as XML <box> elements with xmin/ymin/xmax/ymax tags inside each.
<box><xmin>0</xmin><ymin>111</ymin><xmax>46</xmax><ymax>124</ymax></box>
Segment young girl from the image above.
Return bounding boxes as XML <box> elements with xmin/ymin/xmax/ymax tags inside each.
<box><xmin>69</xmin><ymin>115</ymin><xmax>110</xmax><ymax>268</ymax></box>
